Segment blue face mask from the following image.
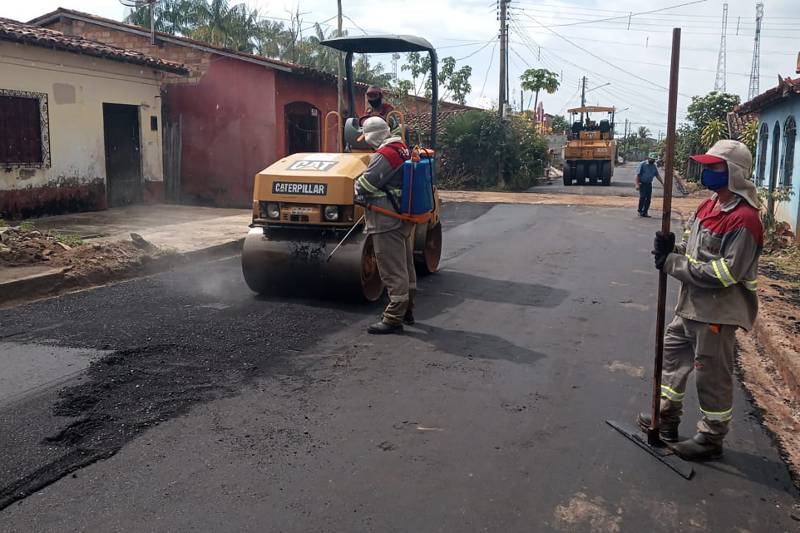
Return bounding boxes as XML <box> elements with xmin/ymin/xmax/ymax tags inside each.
<box><xmin>701</xmin><ymin>169</ymin><xmax>728</xmax><ymax>190</ymax></box>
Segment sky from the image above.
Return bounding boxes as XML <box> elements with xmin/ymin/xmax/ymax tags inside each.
<box><xmin>3</xmin><ymin>0</ymin><xmax>799</xmax><ymax>135</ymax></box>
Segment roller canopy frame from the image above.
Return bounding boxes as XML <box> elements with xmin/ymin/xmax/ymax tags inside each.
<box><xmin>568</xmin><ymin>106</ymin><xmax>616</xmax><ymax>114</ymax></box>
<box><xmin>321</xmin><ymin>35</ymin><xmax>438</xmax><ymax>150</ymax></box>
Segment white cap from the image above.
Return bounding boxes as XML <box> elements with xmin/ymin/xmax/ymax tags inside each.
<box><xmin>362</xmin><ymin>117</ymin><xmax>390</xmax><ymax>148</ymax></box>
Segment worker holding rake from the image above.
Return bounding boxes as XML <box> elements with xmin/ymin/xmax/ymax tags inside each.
<box><xmin>639</xmin><ymin>139</ymin><xmax>763</xmax><ymax>461</ymax></box>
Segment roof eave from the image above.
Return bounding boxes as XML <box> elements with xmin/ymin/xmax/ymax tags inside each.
<box><xmin>0</xmin><ymin>33</ymin><xmax>188</xmax><ymax>75</ymax></box>
<box><xmin>30</xmin><ymin>9</ymin><xmax>292</xmax><ymax>73</ymax></box>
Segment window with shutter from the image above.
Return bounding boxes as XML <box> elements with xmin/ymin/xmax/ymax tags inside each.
<box><xmin>0</xmin><ymin>89</ymin><xmax>50</xmax><ymax>167</ymax></box>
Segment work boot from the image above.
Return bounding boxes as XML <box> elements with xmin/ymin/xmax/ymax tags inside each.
<box><xmin>368</xmin><ymin>321</ymin><xmax>403</xmax><ymax>335</ymax></box>
<box><xmin>671</xmin><ymin>433</ymin><xmax>723</xmax><ymax>461</ymax></box>
<box><xmin>637</xmin><ymin>412</ymin><xmax>679</xmax><ymax>443</ymax></box>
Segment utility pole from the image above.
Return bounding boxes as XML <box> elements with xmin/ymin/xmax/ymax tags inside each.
<box><xmin>336</xmin><ymin>0</ymin><xmax>344</xmax><ymax>151</ymax></box>
<box><xmin>496</xmin><ymin>0</ymin><xmax>509</xmax><ymax>188</ymax></box>
<box><xmin>498</xmin><ymin>0</ymin><xmax>508</xmax><ymax>117</ymax></box>
<box><xmin>714</xmin><ymin>3</ymin><xmax>728</xmax><ymax>92</ymax></box>
<box><xmin>748</xmin><ymin>2</ymin><xmax>764</xmax><ymax>100</ymax></box>
<box><xmin>520</xmin><ymin>89</ymin><xmax>524</xmax><ymax>113</ymax></box>
<box><xmin>580</xmin><ymin>76</ymin><xmax>587</xmax><ymax>123</ymax></box>
<box><xmin>150</xmin><ymin>1</ymin><xmax>155</xmax><ymax>44</ymax></box>
<box><xmin>624</xmin><ymin>118</ymin><xmax>629</xmax><ymax>157</ymax></box>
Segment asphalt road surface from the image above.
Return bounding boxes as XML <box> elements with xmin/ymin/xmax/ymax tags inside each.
<box><xmin>1</xmin><ymin>203</ymin><xmax>798</xmax><ymax>532</ymax></box>
<box><xmin>540</xmin><ymin>161</ymin><xmax>670</xmax><ymax>198</ymax></box>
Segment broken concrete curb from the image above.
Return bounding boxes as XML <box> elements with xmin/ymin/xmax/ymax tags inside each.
<box><xmin>0</xmin><ymin>238</ymin><xmax>244</xmax><ymax>308</ymax></box>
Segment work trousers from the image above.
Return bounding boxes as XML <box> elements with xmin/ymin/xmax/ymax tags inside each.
<box><xmin>659</xmin><ymin>316</ymin><xmax>737</xmax><ymax>443</ymax></box>
<box><xmin>638</xmin><ymin>182</ymin><xmax>653</xmax><ymax>215</ymax></box>
<box><xmin>372</xmin><ymin>222</ymin><xmax>417</xmax><ymax>325</ymax></box>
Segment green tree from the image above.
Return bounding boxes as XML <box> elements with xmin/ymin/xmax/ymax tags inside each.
<box><xmin>439</xmin><ymin>110</ymin><xmax>548</xmax><ymax>190</ymax></box>
<box><xmin>700</xmin><ymin>119</ymin><xmax>729</xmax><ymax>148</ymax></box>
<box><xmin>686</xmin><ymin>91</ymin><xmax>741</xmax><ymax>131</ymax></box>
<box><xmin>519</xmin><ymin>68</ymin><xmax>560</xmax><ymax>114</ymax></box>
<box><xmin>123</xmin><ymin>2</ymin><xmax>392</xmax><ymax>83</ymax></box>
<box><xmin>401</xmin><ymin>53</ymin><xmax>472</xmax><ymax>105</ymax></box>
<box><xmin>254</xmin><ymin>19</ymin><xmax>286</xmax><ymax>58</ymax></box>
<box><xmin>550</xmin><ymin>114</ymin><xmax>570</xmax><ymax>134</ymax></box>
<box><xmin>739</xmin><ymin>120</ymin><xmax>759</xmax><ymax>154</ymax></box>
<box><xmin>637</xmin><ymin>126</ymin><xmax>651</xmax><ymax>141</ymax></box>
<box><xmin>124</xmin><ymin>0</ymin><xmax>199</xmax><ymax>35</ymax></box>
<box><xmin>437</xmin><ymin>57</ymin><xmax>472</xmax><ymax>105</ymax></box>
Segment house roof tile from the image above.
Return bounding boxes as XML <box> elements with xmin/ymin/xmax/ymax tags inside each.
<box><xmin>735</xmin><ymin>76</ymin><xmax>800</xmax><ymax>115</ymax></box>
<box><xmin>0</xmin><ymin>17</ymin><xmax>188</xmax><ymax>74</ymax></box>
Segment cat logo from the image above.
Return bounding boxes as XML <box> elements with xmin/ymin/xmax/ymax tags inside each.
<box><xmin>287</xmin><ymin>160</ymin><xmax>338</xmax><ymax>172</ymax></box>
<box><xmin>272</xmin><ymin>182</ymin><xmax>328</xmax><ymax>195</ymax></box>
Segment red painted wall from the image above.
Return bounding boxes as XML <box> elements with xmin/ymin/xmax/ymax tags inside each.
<box><xmin>163</xmin><ymin>57</ymin><xmax>278</xmax><ymax>207</ymax></box>
<box><xmin>275</xmin><ymin>72</ymin><xmax>368</xmax><ymax>155</ymax></box>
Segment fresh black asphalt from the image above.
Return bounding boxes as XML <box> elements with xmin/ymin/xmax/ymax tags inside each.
<box><xmin>0</xmin><ymin>202</ymin><xmax>797</xmax><ymax>531</ymax></box>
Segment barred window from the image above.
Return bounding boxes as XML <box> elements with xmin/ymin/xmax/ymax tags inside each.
<box><xmin>756</xmin><ymin>122</ymin><xmax>769</xmax><ymax>186</ymax></box>
<box><xmin>782</xmin><ymin>115</ymin><xmax>796</xmax><ymax>188</ymax></box>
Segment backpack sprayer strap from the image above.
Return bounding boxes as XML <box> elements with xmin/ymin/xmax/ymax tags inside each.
<box><xmin>355</xmin><ymin>200</ymin><xmax>432</xmax><ymax>224</ymax></box>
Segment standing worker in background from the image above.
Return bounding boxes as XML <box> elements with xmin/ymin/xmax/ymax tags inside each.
<box><xmin>641</xmin><ymin>140</ymin><xmax>762</xmax><ymax>460</ymax></box>
<box><xmin>365</xmin><ymin>86</ymin><xmax>395</xmax><ymax>120</ymax></box>
<box><xmin>354</xmin><ymin>117</ymin><xmax>416</xmax><ymax>335</ymax></box>
<box><xmin>365</xmin><ymin>86</ymin><xmax>400</xmax><ymax>131</ymax></box>
<box><xmin>635</xmin><ymin>153</ymin><xmax>664</xmax><ymax>218</ymax></box>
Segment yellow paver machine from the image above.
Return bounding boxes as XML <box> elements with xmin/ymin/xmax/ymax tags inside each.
<box><xmin>563</xmin><ymin>106</ymin><xmax>617</xmax><ymax>186</ymax></box>
<box><xmin>241</xmin><ymin>35</ymin><xmax>442</xmax><ymax>301</ymax></box>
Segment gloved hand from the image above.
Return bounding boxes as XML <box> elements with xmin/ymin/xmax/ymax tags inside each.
<box><xmin>652</xmin><ymin>231</ymin><xmax>675</xmax><ymax>270</ymax></box>
<box><xmin>653</xmin><ymin>231</ymin><xmax>675</xmax><ymax>254</ymax></box>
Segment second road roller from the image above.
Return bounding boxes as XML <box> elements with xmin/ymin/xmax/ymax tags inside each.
<box><xmin>242</xmin><ymin>34</ymin><xmax>443</xmax><ymax>301</ymax></box>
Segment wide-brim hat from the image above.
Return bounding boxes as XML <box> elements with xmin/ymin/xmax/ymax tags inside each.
<box><xmin>690</xmin><ymin>140</ymin><xmax>759</xmax><ymax>208</ymax></box>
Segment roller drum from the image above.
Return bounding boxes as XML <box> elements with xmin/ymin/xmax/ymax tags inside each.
<box><xmin>241</xmin><ymin>226</ymin><xmax>384</xmax><ymax>301</ymax></box>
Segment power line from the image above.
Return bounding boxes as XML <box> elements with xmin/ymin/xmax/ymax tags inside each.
<box><xmin>515</xmin><ymin>0</ymin><xmax>709</xmax><ymax>29</ymax></box>
<box><xmin>512</xmin><ymin>16</ymin><xmax>692</xmax><ymax>98</ymax></box>
<box><xmin>479</xmin><ymin>40</ymin><xmax>498</xmax><ymax>98</ymax></box>
<box><xmin>454</xmin><ymin>39</ymin><xmax>496</xmax><ymax>61</ymax></box>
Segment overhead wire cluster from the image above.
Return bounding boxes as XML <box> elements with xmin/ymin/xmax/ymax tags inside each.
<box><xmin>501</xmin><ymin>0</ymin><xmax>764</xmax><ymax>130</ymax></box>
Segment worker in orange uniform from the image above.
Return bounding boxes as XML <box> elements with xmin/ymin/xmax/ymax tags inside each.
<box><xmin>640</xmin><ymin>140</ymin><xmax>763</xmax><ymax>460</ymax></box>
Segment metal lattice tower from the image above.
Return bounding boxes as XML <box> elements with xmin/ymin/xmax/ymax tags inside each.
<box><xmin>748</xmin><ymin>2</ymin><xmax>764</xmax><ymax>100</ymax></box>
<box><xmin>714</xmin><ymin>3</ymin><xmax>728</xmax><ymax>92</ymax></box>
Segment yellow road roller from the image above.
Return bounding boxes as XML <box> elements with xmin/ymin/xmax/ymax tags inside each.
<box><xmin>563</xmin><ymin>106</ymin><xmax>617</xmax><ymax>186</ymax></box>
<box><xmin>242</xmin><ymin>35</ymin><xmax>442</xmax><ymax>301</ymax></box>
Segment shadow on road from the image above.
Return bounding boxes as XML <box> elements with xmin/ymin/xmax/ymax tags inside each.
<box><xmin>405</xmin><ymin>323</ymin><xmax>547</xmax><ymax>365</ymax></box>
<box><xmin>417</xmin><ymin>269</ymin><xmax>570</xmax><ymax>318</ymax></box>
<box><xmin>699</xmin><ymin>447</ymin><xmax>799</xmax><ymax>495</ymax></box>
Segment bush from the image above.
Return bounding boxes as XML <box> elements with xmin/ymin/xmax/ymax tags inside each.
<box><xmin>439</xmin><ymin>110</ymin><xmax>548</xmax><ymax>191</ymax></box>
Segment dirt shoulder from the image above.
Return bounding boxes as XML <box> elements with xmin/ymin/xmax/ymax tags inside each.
<box><xmin>736</xmin><ymin>252</ymin><xmax>800</xmax><ymax>487</ymax></box>
<box><xmin>439</xmin><ymin>190</ymin><xmax>704</xmax><ymax>218</ymax></box>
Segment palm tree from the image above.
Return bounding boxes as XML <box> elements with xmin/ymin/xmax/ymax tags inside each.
<box><xmin>187</xmin><ymin>0</ymin><xmax>261</xmax><ymax>51</ymax></box>
<box><xmin>519</xmin><ymin>68</ymin><xmax>560</xmax><ymax>114</ymax></box>
<box><xmin>637</xmin><ymin>126</ymin><xmax>651</xmax><ymax>141</ymax></box>
<box><xmin>124</xmin><ymin>0</ymin><xmax>197</xmax><ymax>35</ymax></box>
<box><xmin>701</xmin><ymin>119</ymin><xmax>728</xmax><ymax>149</ymax></box>
<box><xmin>254</xmin><ymin>19</ymin><xmax>286</xmax><ymax>58</ymax></box>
